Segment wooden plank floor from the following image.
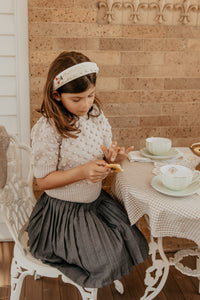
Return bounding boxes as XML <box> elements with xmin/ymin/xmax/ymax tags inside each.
<box><xmin>0</xmin><ymin>242</ymin><xmax>200</xmax><ymax>300</ymax></box>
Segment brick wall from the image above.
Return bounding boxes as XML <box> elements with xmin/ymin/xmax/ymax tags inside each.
<box><xmin>28</xmin><ymin>1</ymin><xmax>199</xmax><ymax>249</ymax></box>
<box><xmin>29</xmin><ymin>1</ymin><xmax>200</xmax><ymax>148</ymax></box>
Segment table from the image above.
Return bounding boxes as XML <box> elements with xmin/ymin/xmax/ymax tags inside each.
<box><xmin>112</xmin><ymin>148</ymin><xmax>200</xmax><ymax>300</ymax></box>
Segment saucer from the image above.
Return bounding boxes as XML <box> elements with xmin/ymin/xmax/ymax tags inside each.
<box><xmin>140</xmin><ymin>147</ymin><xmax>179</xmax><ymax>160</ymax></box>
<box><xmin>151</xmin><ymin>175</ymin><xmax>200</xmax><ymax>197</ymax></box>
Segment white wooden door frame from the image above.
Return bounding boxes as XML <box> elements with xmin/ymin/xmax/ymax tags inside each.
<box><xmin>0</xmin><ymin>0</ymin><xmax>30</xmax><ymax>241</ymax></box>
<box><xmin>15</xmin><ymin>0</ymin><xmax>30</xmax><ymax>145</ymax></box>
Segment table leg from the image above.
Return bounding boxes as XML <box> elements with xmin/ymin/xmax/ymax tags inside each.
<box><xmin>141</xmin><ymin>236</ymin><xmax>169</xmax><ymax>300</ymax></box>
<box><xmin>169</xmin><ymin>247</ymin><xmax>200</xmax><ymax>294</ymax></box>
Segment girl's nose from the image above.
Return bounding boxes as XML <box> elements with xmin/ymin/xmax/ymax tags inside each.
<box><xmin>82</xmin><ymin>98</ymin><xmax>91</xmax><ymax>109</ymax></box>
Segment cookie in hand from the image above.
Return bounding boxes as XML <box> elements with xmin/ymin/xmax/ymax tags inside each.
<box><xmin>106</xmin><ymin>163</ymin><xmax>124</xmax><ymax>173</ymax></box>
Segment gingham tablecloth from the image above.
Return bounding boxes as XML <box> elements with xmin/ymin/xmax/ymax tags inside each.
<box><xmin>112</xmin><ymin>148</ymin><xmax>200</xmax><ymax>246</ymax></box>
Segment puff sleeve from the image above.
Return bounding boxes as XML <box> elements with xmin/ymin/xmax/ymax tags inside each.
<box><xmin>31</xmin><ymin>117</ymin><xmax>61</xmax><ymax>178</ymax></box>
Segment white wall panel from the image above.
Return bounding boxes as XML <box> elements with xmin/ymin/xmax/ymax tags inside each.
<box><xmin>0</xmin><ymin>97</ymin><xmax>17</xmax><ymax>115</ymax></box>
<box><xmin>0</xmin><ymin>57</ymin><xmax>16</xmax><ymax>75</ymax></box>
<box><xmin>0</xmin><ymin>116</ymin><xmax>18</xmax><ymax>134</ymax></box>
<box><xmin>0</xmin><ymin>77</ymin><xmax>16</xmax><ymax>95</ymax></box>
<box><xmin>0</xmin><ymin>0</ymin><xmax>14</xmax><ymax>11</ymax></box>
<box><xmin>0</xmin><ymin>36</ymin><xmax>15</xmax><ymax>55</ymax></box>
<box><xmin>0</xmin><ymin>14</ymin><xmax>15</xmax><ymax>34</ymax></box>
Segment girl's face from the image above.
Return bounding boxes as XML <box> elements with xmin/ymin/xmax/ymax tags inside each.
<box><xmin>53</xmin><ymin>85</ymin><xmax>96</xmax><ymax>117</ymax></box>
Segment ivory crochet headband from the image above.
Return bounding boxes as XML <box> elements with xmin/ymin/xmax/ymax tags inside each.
<box><xmin>53</xmin><ymin>62</ymin><xmax>99</xmax><ymax>90</ymax></box>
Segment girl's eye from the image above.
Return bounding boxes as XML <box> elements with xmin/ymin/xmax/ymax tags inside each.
<box><xmin>72</xmin><ymin>99</ymin><xmax>80</xmax><ymax>102</ymax></box>
<box><xmin>89</xmin><ymin>94</ymin><xmax>95</xmax><ymax>98</ymax></box>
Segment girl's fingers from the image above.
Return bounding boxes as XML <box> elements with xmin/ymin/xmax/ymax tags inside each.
<box><xmin>91</xmin><ymin>172</ymin><xmax>109</xmax><ymax>182</ymax></box>
<box><xmin>119</xmin><ymin>147</ymin><xmax>125</xmax><ymax>154</ymax></box>
<box><xmin>125</xmin><ymin>146</ymin><xmax>134</xmax><ymax>154</ymax></box>
<box><xmin>110</xmin><ymin>148</ymin><xmax>119</xmax><ymax>161</ymax></box>
<box><xmin>101</xmin><ymin>141</ymin><xmax>118</xmax><ymax>162</ymax></box>
<box><xmin>111</xmin><ymin>141</ymin><xmax>117</xmax><ymax>148</ymax></box>
<box><xmin>101</xmin><ymin>142</ymin><xmax>134</xmax><ymax>163</ymax></box>
<box><xmin>96</xmin><ymin>160</ymin><xmax>107</xmax><ymax>167</ymax></box>
<box><xmin>100</xmin><ymin>145</ymin><xmax>108</xmax><ymax>156</ymax></box>
<box><xmin>109</xmin><ymin>142</ymin><xmax>119</xmax><ymax>161</ymax></box>
<box><xmin>108</xmin><ymin>141</ymin><xmax>117</xmax><ymax>154</ymax></box>
<box><xmin>95</xmin><ymin>163</ymin><xmax>111</xmax><ymax>174</ymax></box>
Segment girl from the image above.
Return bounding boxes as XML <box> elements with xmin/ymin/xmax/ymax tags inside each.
<box><xmin>28</xmin><ymin>51</ymin><xmax>149</xmax><ymax>288</ymax></box>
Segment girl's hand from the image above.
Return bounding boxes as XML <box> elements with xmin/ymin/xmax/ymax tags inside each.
<box><xmin>83</xmin><ymin>160</ymin><xmax>111</xmax><ymax>183</ymax></box>
<box><xmin>100</xmin><ymin>141</ymin><xmax>134</xmax><ymax>164</ymax></box>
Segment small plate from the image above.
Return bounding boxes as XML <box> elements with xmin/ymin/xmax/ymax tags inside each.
<box><xmin>151</xmin><ymin>175</ymin><xmax>200</xmax><ymax>197</ymax></box>
<box><xmin>140</xmin><ymin>147</ymin><xmax>179</xmax><ymax>160</ymax></box>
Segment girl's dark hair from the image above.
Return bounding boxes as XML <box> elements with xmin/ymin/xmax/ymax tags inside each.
<box><xmin>38</xmin><ymin>51</ymin><xmax>102</xmax><ymax>138</ymax></box>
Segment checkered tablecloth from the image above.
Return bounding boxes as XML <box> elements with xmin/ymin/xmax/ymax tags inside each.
<box><xmin>112</xmin><ymin>148</ymin><xmax>200</xmax><ymax>246</ymax></box>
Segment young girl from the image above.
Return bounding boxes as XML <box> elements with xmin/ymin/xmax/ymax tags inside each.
<box><xmin>28</xmin><ymin>51</ymin><xmax>149</xmax><ymax>288</ymax></box>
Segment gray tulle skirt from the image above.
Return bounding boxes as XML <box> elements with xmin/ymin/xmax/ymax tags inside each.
<box><xmin>27</xmin><ymin>189</ymin><xmax>149</xmax><ymax>288</ymax></box>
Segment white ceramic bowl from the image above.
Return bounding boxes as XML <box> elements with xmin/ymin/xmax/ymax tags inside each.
<box><xmin>160</xmin><ymin>164</ymin><xmax>200</xmax><ymax>191</ymax></box>
<box><xmin>146</xmin><ymin>137</ymin><xmax>172</xmax><ymax>156</ymax></box>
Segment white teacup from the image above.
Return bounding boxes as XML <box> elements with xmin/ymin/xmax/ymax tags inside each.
<box><xmin>146</xmin><ymin>137</ymin><xmax>172</xmax><ymax>156</ymax></box>
<box><xmin>160</xmin><ymin>164</ymin><xmax>200</xmax><ymax>191</ymax></box>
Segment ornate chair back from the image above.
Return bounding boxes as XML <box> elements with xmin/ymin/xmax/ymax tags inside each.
<box><xmin>0</xmin><ymin>130</ymin><xmax>35</xmax><ymax>253</ymax></box>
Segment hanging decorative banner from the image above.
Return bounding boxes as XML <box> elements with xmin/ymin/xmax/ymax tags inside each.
<box><xmin>97</xmin><ymin>0</ymin><xmax>200</xmax><ymax>25</ymax></box>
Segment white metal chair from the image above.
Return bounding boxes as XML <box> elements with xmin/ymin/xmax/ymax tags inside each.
<box><xmin>0</xmin><ymin>127</ymin><xmax>124</xmax><ymax>300</ymax></box>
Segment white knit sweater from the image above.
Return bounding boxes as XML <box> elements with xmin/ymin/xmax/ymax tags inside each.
<box><xmin>31</xmin><ymin>110</ymin><xmax>112</xmax><ymax>203</ymax></box>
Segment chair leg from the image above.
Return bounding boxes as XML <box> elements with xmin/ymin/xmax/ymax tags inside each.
<box><xmin>114</xmin><ymin>280</ymin><xmax>124</xmax><ymax>294</ymax></box>
<box><xmin>82</xmin><ymin>288</ymin><xmax>98</xmax><ymax>300</ymax></box>
<box><xmin>197</xmin><ymin>257</ymin><xmax>200</xmax><ymax>294</ymax></box>
<box><xmin>61</xmin><ymin>275</ymin><xmax>98</xmax><ymax>300</ymax></box>
<box><xmin>10</xmin><ymin>258</ymin><xmax>34</xmax><ymax>300</ymax></box>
